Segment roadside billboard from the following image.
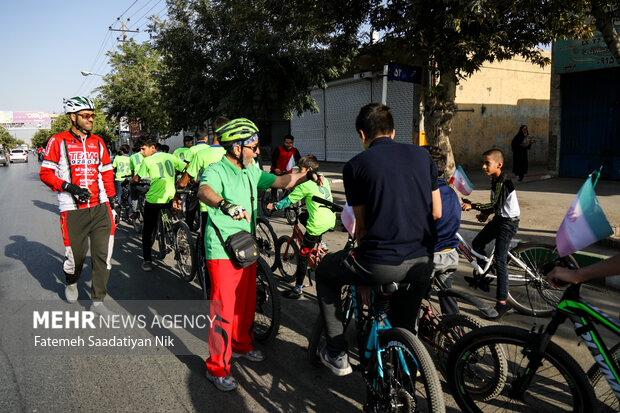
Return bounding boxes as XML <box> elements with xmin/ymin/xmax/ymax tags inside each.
<box><xmin>12</xmin><ymin>111</ymin><xmax>51</xmax><ymax>124</ymax></box>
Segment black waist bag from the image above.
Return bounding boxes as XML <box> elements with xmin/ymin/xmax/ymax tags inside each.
<box><xmin>213</xmin><ymin>175</ymin><xmax>260</xmax><ymax>268</ymax></box>
<box><xmin>224</xmin><ymin>230</ymin><xmax>259</xmax><ymax>268</ymax></box>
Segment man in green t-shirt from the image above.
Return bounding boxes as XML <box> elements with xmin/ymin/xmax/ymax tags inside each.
<box><xmin>112</xmin><ymin>145</ymin><xmax>131</xmax><ymax>204</ymax></box>
<box><xmin>177</xmin><ymin>116</ymin><xmax>229</xmax><ymax>234</ymax></box>
<box><xmin>172</xmin><ymin>135</ymin><xmax>193</xmax><ymax>165</ymax></box>
<box><xmin>197</xmin><ymin>118</ymin><xmax>323</xmax><ymax>392</ymax></box>
<box><xmin>267</xmin><ymin>155</ymin><xmax>336</xmax><ymax>298</ymax></box>
<box><xmin>132</xmin><ymin>138</ymin><xmax>186</xmax><ymax>272</ymax></box>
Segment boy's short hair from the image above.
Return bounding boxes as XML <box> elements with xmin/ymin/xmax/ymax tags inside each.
<box><xmin>482</xmin><ymin>148</ymin><xmax>504</xmax><ymax>163</ymax></box>
<box><xmin>284</xmin><ymin>134</ymin><xmax>295</xmax><ymax>142</ymax></box>
<box><xmin>161</xmin><ymin>144</ymin><xmax>170</xmax><ymax>153</ymax></box>
<box><xmin>140</xmin><ymin>138</ymin><xmax>157</xmax><ymax>148</ymax></box>
<box><xmin>119</xmin><ymin>144</ymin><xmax>130</xmax><ymax>154</ymax></box>
<box><xmin>183</xmin><ymin>135</ymin><xmax>194</xmax><ymax>143</ymax></box>
<box><xmin>356</xmin><ymin>103</ymin><xmax>394</xmax><ymax>140</ymax></box>
<box><xmin>423</xmin><ymin>145</ymin><xmax>446</xmax><ymax>177</ymax></box>
<box><xmin>298</xmin><ymin>155</ymin><xmax>319</xmax><ymax>171</ymax></box>
<box><xmin>213</xmin><ymin>116</ymin><xmax>230</xmax><ymax>131</ymax></box>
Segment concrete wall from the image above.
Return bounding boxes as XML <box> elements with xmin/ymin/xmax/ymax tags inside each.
<box><xmin>451</xmin><ymin>54</ymin><xmax>551</xmax><ymax>169</ymax></box>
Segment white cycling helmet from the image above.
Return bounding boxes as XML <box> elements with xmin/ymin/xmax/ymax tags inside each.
<box><xmin>64</xmin><ymin>96</ymin><xmax>95</xmax><ymax>114</ymax></box>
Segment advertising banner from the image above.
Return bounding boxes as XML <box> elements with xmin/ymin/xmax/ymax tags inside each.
<box><xmin>12</xmin><ymin>111</ymin><xmax>51</xmax><ymax>124</ymax></box>
<box><xmin>0</xmin><ymin>111</ymin><xmax>13</xmax><ymax>123</ymax></box>
<box><xmin>553</xmin><ymin>25</ymin><xmax>620</xmax><ymax>74</ymax></box>
<box><xmin>130</xmin><ymin>120</ymin><xmax>141</xmax><ymax>138</ymax></box>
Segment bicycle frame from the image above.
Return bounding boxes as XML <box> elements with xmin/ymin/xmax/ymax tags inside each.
<box><xmin>515</xmin><ymin>284</ymin><xmax>620</xmax><ymax>400</ymax></box>
<box><xmin>282</xmin><ymin>223</ymin><xmax>327</xmax><ymax>270</ymax></box>
<box><xmin>456</xmin><ymin>232</ymin><xmax>541</xmax><ymax>282</ymax></box>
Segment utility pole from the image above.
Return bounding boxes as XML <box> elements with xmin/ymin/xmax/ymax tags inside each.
<box><xmin>109</xmin><ymin>18</ymin><xmax>139</xmax><ymax>42</ymax></box>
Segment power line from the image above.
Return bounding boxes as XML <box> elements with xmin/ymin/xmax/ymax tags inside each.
<box><xmin>130</xmin><ymin>0</ymin><xmax>163</xmax><ymax>28</ymax></box>
<box><xmin>119</xmin><ymin>0</ymin><xmax>140</xmax><ymax>18</ymax></box>
<box><xmin>128</xmin><ymin>0</ymin><xmax>156</xmax><ymax>21</ymax></box>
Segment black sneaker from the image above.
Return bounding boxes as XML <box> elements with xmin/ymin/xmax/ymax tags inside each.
<box><xmin>283</xmin><ymin>285</ymin><xmax>302</xmax><ymax>299</ymax></box>
<box><xmin>487</xmin><ymin>302</ymin><xmax>511</xmax><ymax>321</ymax></box>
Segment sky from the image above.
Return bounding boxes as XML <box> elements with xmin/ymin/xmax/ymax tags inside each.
<box><xmin>0</xmin><ymin>0</ymin><xmax>166</xmax><ymax>113</ymax></box>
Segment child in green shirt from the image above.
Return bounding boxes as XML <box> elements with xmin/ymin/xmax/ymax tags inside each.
<box><xmin>267</xmin><ymin>155</ymin><xmax>336</xmax><ymax>298</ymax></box>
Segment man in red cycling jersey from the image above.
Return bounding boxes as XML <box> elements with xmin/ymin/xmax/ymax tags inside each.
<box><xmin>40</xmin><ymin>96</ymin><xmax>116</xmax><ymax>317</ymax></box>
<box><xmin>270</xmin><ymin>134</ymin><xmax>301</xmax><ymax>175</ymax></box>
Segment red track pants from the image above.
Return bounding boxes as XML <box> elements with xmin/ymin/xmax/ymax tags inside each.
<box><xmin>206</xmin><ymin>259</ymin><xmax>256</xmax><ymax>377</ymax></box>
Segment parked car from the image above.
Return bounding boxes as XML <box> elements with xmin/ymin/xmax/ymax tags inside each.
<box><xmin>9</xmin><ymin>149</ymin><xmax>28</xmax><ymax>163</ymax></box>
<box><xmin>0</xmin><ymin>150</ymin><xmax>8</xmax><ymax>166</ymax></box>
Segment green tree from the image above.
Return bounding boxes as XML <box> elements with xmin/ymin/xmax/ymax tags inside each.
<box><xmin>30</xmin><ymin>104</ymin><xmax>117</xmax><ymax>149</ymax></box>
<box><xmin>370</xmin><ymin>0</ymin><xmax>613</xmax><ymax>172</ymax></box>
<box><xmin>97</xmin><ymin>40</ymin><xmax>170</xmax><ymax>137</ymax></box>
<box><xmin>0</xmin><ymin>125</ymin><xmax>16</xmax><ymax>149</ymax></box>
<box><xmin>152</xmin><ymin>0</ymin><xmax>369</xmax><ymax>132</ymax></box>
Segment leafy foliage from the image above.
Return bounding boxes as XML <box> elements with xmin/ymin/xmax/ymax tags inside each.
<box><xmin>97</xmin><ymin>40</ymin><xmax>170</xmax><ymax>137</ymax></box>
<box><xmin>0</xmin><ymin>125</ymin><xmax>16</xmax><ymax>149</ymax></box>
<box><xmin>152</xmin><ymin>0</ymin><xmax>369</xmax><ymax>132</ymax></box>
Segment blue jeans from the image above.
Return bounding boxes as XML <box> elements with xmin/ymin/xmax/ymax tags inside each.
<box><xmin>472</xmin><ymin>216</ymin><xmax>519</xmax><ymax>302</ymax></box>
<box><xmin>114</xmin><ymin>181</ymin><xmax>123</xmax><ymax>204</ymax></box>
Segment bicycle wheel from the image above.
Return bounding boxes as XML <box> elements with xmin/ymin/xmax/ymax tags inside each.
<box><xmin>276</xmin><ymin>235</ymin><xmax>299</xmax><ymax>282</ymax></box>
<box><xmin>285</xmin><ymin>205</ymin><xmax>298</xmax><ymax>225</ymax></box>
<box><xmin>256</xmin><ymin>217</ymin><xmax>278</xmax><ymax>271</ymax></box>
<box><xmin>507</xmin><ymin>243</ymin><xmax>578</xmax><ymax>317</ymax></box>
<box><xmin>261</xmin><ymin>191</ymin><xmax>273</xmax><ymax>217</ymax></box>
<box><xmin>447</xmin><ymin>325</ymin><xmax>596</xmax><ymax>412</ymax></box>
<box><xmin>365</xmin><ymin>327</ymin><xmax>445</xmax><ymax>413</ymax></box>
<box><xmin>156</xmin><ymin>216</ymin><xmax>167</xmax><ymax>260</ymax></box>
<box><xmin>587</xmin><ymin>343</ymin><xmax>620</xmax><ymax>412</ymax></box>
<box><xmin>307</xmin><ymin>286</ymin><xmax>353</xmax><ymax>366</ymax></box>
<box><xmin>173</xmin><ymin>221</ymin><xmax>196</xmax><ymax>282</ymax></box>
<box><xmin>254</xmin><ymin>258</ymin><xmax>281</xmax><ymax>343</ymax></box>
<box><xmin>195</xmin><ymin>235</ymin><xmax>210</xmax><ymax>300</ymax></box>
<box><xmin>429</xmin><ymin>314</ymin><xmax>485</xmax><ymax>375</ymax></box>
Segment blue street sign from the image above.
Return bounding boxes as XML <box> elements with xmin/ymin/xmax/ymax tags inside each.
<box><xmin>387</xmin><ymin>62</ymin><xmax>422</xmax><ymax>84</ymax></box>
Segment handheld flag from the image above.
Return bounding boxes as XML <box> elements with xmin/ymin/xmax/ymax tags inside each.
<box><xmin>341</xmin><ymin>203</ymin><xmax>356</xmax><ymax>238</ymax></box>
<box><xmin>556</xmin><ymin>172</ymin><xmax>612</xmax><ymax>257</ymax></box>
<box><xmin>285</xmin><ymin>154</ymin><xmax>295</xmax><ymax>172</ymax></box>
<box><xmin>449</xmin><ymin>165</ymin><xmax>475</xmax><ymax>196</ymax></box>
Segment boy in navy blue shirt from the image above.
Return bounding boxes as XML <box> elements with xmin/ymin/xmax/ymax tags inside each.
<box><xmin>424</xmin><ymin>146</ymin><xmax>461</xmax><ymax>315</ymax></box>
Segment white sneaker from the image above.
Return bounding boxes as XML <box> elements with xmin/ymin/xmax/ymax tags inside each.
<box><xmin>90</xmin><ymin>302</ymin><xmax>115</xmax><ymax>318</ymax></box>
<box><xmin>205</xmin><ymin>370</ymin><xmax>238</xmax><ymax>392</ymax></box>
<box><xmin>232</xmin><ymin>348</ymin><xmax>265</xmax><ymax>362</ymax></box>
<box><xmin>65</xmin><ymin>283</ymin><xmax>78</xmax><ymax>303</ymax></box>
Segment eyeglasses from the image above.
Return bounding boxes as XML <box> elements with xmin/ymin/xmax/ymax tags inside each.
<box><xmin>243</xmin><ymin>144</ymin><xmax>259</xmax><ymax>153</ymax></box>
<box><xmin>78</xmin><ymin>113</ymin><xmax>96</xmax><ymax>120</ymax></box>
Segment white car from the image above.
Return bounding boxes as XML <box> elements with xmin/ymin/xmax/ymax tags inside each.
<box><xmin>9</xmin><ymin>149</ymin><xmax>28</xmax><ymax>163</ymax></box>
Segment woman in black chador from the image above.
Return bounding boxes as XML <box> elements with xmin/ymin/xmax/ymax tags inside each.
<box><xmin>511</xmin><ymin>125</ymin><xmax>534</xmax><ymax>181</ymax></box>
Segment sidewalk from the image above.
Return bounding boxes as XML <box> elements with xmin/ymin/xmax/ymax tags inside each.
<box><xmin>315</xmin><ymin>161</ymin><xmax>620</xmax><ymax>289</ymax></box>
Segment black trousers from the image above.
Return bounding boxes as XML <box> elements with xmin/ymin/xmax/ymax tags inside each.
<box><xmin>142</xmin><ymin>201</ymin><xmax>172</xmax><ymax>262</ymax></box>
<box><xmin>316</xmin><ymin>249</ymin><xmax>433</xmax><ymax>356</ymax></box>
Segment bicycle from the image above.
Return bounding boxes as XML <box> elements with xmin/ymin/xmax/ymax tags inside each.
<box><xmin>308</xmin><ymin>283</ymin><xmax>445</xmax><ymax>412</ymax></box>
<box><xmin>114</xmin><ymin>176</ymin><xmax>134</xmax><ymax>225</ymax></box>
<box><xmin>151</xmin><ymin>202</ymin><xmax>197</xmax><ymax>283</ymax></box>
<box><xmin>261</xmin><ymin>186</ymin><xmax>301</xmax><ymax>225</ymax></box>
<box><xmin>446</xmin><ymin>260</ymin><xmax>619</xmax><ymax>412</ymax></box>
<box><xmin>456</xmin><ymin>230</ymin><xmax>579</xmax><ymax>317</ymax></box>
<box><xmin>275</xmin><ymin>195</ymin><xmax>335</xmax><ymax>284</ymax></box>
<box><xmin>255</xmin><ymin>216</ymin><xmax>278</xmax><ymax>271</ymax></box>
<box><xmin>130</xmin><ymin>180</ymin><xmax>150</xmax><ymax>234</ymax></box>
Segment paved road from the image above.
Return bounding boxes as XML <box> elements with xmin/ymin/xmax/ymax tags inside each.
<box><xmin>1</xmin><ymin>156</ymin><xmax>618</xmax><ymax>412</ymax></box>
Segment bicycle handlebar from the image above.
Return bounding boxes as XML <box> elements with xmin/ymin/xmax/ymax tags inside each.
<box><xmin>311</xmin><ymin>196</ymin><xmax>343</xmax><ymax>213</ymax></box>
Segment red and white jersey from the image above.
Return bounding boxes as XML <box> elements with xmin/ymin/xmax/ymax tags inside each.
<box><xmin>40</xmin><ymin>130</ymin><xmax>115</xmax><ymax>212</ymax></box>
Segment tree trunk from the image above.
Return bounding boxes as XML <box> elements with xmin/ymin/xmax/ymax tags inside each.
<box><xmin>424</xmin><ymin>70</ymin><xmax>458</xmax><ymax>176</ymax></box>
<box><xmin>591</xmin><ymin>0</ymin><xmax>620</xmax><ymax>63</ymax></box>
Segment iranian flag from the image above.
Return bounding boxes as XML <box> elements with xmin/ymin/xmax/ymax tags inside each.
<box><xmin>449</xmin><ymin>165</ymin><xmax>475</xmax><ymax>195</ymax></box>
<box><xmin>556</xmin><ymin>172</ymin><xmax>613</xmax><ymax>257</ymax></box>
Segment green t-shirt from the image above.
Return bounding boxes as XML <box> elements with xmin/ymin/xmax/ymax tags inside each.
<box><xmin>200</xmin><ymin>156</ymin><xmax>277</xmax><ymax>260</ymax></box>
<box><xmin>137</xmin><ymin>152</ymin><xmax>186</xmax><ymax>204</ymax></box>
<box><xmin>186</xmin><ymin>145</ymin><xmax>226</xmax><ymax>212</ymax></box>
<box><xmin>129</xmin><ymin>152</ymin><xmax>144</xmax><ymax>173</ymax></box>
<box><xmin>112</xmin><ymin>155</ymin><xmax>132</xmax><ymax>181</ymax></box>
<box><xmin>275</xmin><ymin>178</ymin><xmax>336</xmax><ymax>236</ymax></box>
<box><xmin>172</xmin><ymin>147</ymin><xmax>191</xmax><ymax>164</ymax></box>
<box><xmin>184</xmin><ymin>142</ymin><xmax>210</xmax><ymax>163</ymax></box>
